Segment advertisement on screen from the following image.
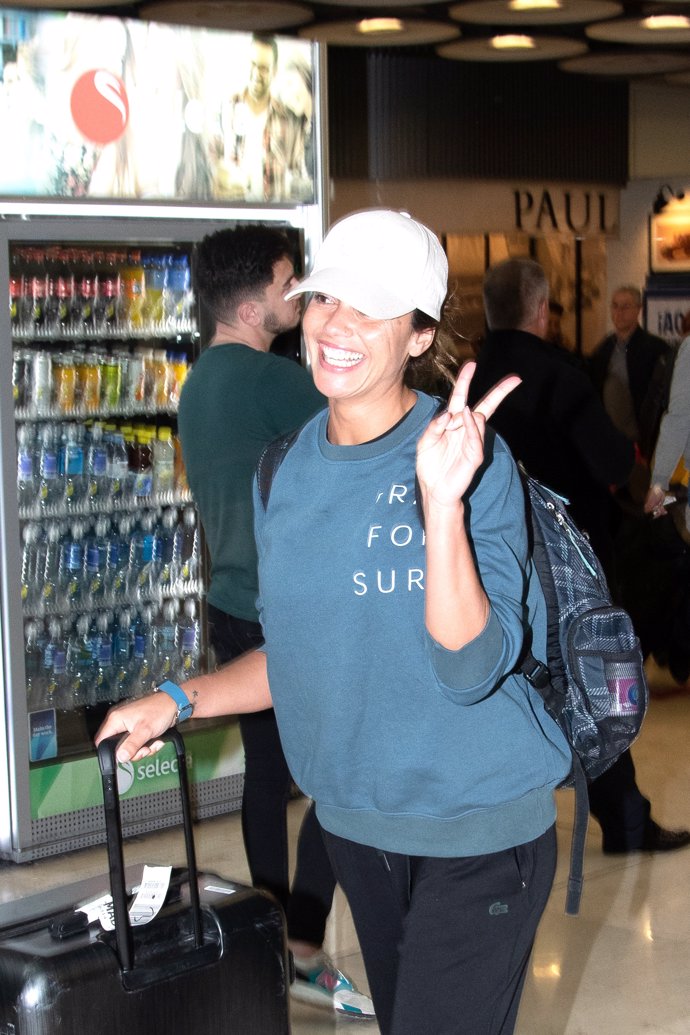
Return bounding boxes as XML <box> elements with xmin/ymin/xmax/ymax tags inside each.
<box><xmin>0</xmin><ymin>8</ymin><xmax>316</xmax><ymax>204</ymax></box>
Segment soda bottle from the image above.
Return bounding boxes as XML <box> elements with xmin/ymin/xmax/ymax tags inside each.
<box><xmin>10</xmin><ymin>250</ymin><xmax>25</xmax><ymax>330</ymax></box>
<box><xmin>152</xmin><ymin>426</ymin><xmax>175</xmax><ymax>496</ymax></box>
<box><xmin>17</xmin><ymin>423</ymin><xmax>36</xmax><ymax>509</ymax></box>
<box><xmin>37</xmin><ymin>424</ymin><xmax>59</xmax><ymax>510</ymax></box>
<box><xmin>27</xmin><ymin>248</ymin><xmax>47</xmax><ymax>330</ymax></box>
<box><xmin>74</xmin><ymin>252</ymin><xmax>98</xmax><ymax>332</ymax></box>
<box><xmin>96</xmin><ymin>252</ymin><xmax>121</xmax><ymax>332</ymax></box>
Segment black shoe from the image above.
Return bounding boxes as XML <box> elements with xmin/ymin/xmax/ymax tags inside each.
<box><xmin>641</xmin><ymin>821</ymin><xmax>690</xmax><ymax>852</ymax></box>
<box><xmin>603</xmin><ymin>821</ymin><xmax>690</xmax><ymax>855</ymax></box>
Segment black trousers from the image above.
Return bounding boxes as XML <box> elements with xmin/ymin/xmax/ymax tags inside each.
<box><xmin>323</xmin><ymin>826</ymin><xmax>557</xmax><ymax>1035</ymax></box>
<box><xmin>588</xmin><ymin>748</ymin><xmax>651</xmax><ymax>852</ymax></box>
<box><xmin>207</xmin><ymin>605</ymin><xmax>335</xmax><ymax>946</ymax></box>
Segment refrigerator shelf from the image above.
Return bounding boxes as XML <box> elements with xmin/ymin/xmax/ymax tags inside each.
<box><xmin>22</xmin><ymin>578</ymin><xmax>204</xmax><ymax>620</ymax></box>
<box><xmin>12</xmin><ymin>322</ymin><xmax>199</xmax><ymax>342</ymax></box>
<box><xmin>18</xmin><ymin>490</ymin><xmax>192</xmax><ymax>521</ymax></box>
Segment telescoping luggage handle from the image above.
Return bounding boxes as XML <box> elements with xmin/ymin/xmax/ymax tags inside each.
<box><xmin>97</xmin><ymin>729</ymin><xmax>203</xmax><ymax>973</ymax></box>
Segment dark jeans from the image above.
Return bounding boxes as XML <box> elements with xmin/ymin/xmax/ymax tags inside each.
<box><xmin>208</xmin><ymin>604</ymin><xmax>335</xmax><ymax>946</ymax></box>
<box><xmin>323</xmin><ymin>826</ymin><xmax>557</xmax><ymax>1035</ymax></box>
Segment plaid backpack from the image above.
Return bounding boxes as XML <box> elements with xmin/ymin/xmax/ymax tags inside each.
<box><xmin>257</xmin><ymin>434</ymin><xmax>649</xmax><ymax>916</ymax></box>
<box><xmin>518</xmin><ymin>468</ymin><xmax>648</xmax><ymax>914</ymax></box>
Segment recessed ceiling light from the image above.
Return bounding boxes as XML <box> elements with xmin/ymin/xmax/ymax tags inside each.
<box><xmin>641</xmin><ymin>15</ymin><xmax>690</xmax><ymax>31</ymax></box>
<box><xmin>357</xmin><ymin>17</ymin><xmax>404</xmax><ymax>34</ymax></box>
<box><xmin>509</xmin><ymin>0</ymin><xmax>561</xmax><ymax>10</ymax></box>
<box><xmin>492</xmin><ymin>33</ymin><xmax>536</xmax><ymax>48</ymax></box>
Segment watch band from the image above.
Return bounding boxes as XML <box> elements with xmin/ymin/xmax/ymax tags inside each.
<box><xmin>155</xmin><ymin>680</ymin><xmax>194</xmax><ymax>724</ymax></box>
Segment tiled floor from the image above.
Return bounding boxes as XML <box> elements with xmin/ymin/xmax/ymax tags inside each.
<box><xmin>1</xmin><ymin>661</ymin><xmax>688</xmax><ymax>1034</ymax></box>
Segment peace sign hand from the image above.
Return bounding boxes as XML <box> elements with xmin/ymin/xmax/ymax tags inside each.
<box><xmin>416</xmin><ymin>361</ymin><xmax>521</xmax><ymax>509</ymax></box>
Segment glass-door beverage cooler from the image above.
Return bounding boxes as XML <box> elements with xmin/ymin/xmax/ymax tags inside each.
<box><xmin>0</xmin><ymin>5</ymin><xmax>325</xmax><ymax>861</ymax></box>
<box><xmin>0</xmin><ymin>208</ymin><xmax>322</xmax><ymax>861</ymax></box>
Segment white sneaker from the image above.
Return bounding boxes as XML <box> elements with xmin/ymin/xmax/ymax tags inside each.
<box><xmin>291</xmin><ymin>950</ymin><xmax>376</xmax><ymax>1019</ymax></box>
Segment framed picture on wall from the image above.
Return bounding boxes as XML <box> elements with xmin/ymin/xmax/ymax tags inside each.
<box><xmin>649</xmin><ymin>212</ymin><xmax>690</xmax><ymax>273</ymax></box>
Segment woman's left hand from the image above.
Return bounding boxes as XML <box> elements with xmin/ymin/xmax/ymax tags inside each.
<box><xmin>416</xmin><ymin>361</ymin><xmax>521</xmax><ymax>508</ymax></box>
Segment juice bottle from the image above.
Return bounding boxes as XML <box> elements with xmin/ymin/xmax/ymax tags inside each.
<box><xmin>53</xmin><ymin>352</ymin><xmax>77</xmax><ymax>414</ymax></box>
<box><xmin>120</xmin><ymin>251</ymin><xmax>145</xmax><ymax>328</ymax></box>
<box><xmin>82</xmin><ymin>352</ymin><xmax>102</xmax><ymax>413</ymax></box>
<box><xmin>153</xmin><ymin>348</ymin><xmax>171</xmax><ymax>407</ymax></box>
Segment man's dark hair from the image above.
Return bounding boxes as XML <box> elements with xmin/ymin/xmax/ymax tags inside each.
<box><xmin>194</xmin><ymin>225</ymin><xmax>293</xmax><ymax>325</ymax></box>
<box><xmin>252</xmin><ymin>33</ymin><xmax>278</xmax><ymax>67</ymax></box>
<box><xmin>483</xmin><ymin>257</ymin><xmax>549</xmax><ymax>331</ymax></box>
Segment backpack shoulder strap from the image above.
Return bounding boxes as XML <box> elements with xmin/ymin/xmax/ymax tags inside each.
<box><xmin>256</xmin><ymin>428</ymin><xmax>300</xmax><ymax>511</ymax></box>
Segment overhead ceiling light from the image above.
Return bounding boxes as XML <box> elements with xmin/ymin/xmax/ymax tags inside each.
<box><xmin>357</xmin><ymin>17</ymin><xmax>404</xmax><ymax>34</ymax></box>
<box><xmin>300</xmin><ymin>18</ymin><xmax>460</xmax><ymax>46</ymax></box>
<box><xmin>438</xmin><ymin>34</ymin><xmax>586</xmax><ymax>60</ymax></box>
<box><xmin>560</xmin><ymin>51</ymin><xmax>690</xmax><ymax>76</ymax></box>
<box><xmin>587</xmin><ymin>17</ymin><xmax>690</xmax><ymax>44</ymax></box>
<box><xmin>492</xmin><ymin>33</ymin><xmax>536</xmax><ymax>48</ymax></box>
<box><xmin>509</xmin><ymin>0</ymin><xmax>561</xmax><ymax>9</ymax></box>
<box><xmin>642</xmin><ymin>15</ymin><xmax>690</xmax><ymax>31</ymax></box>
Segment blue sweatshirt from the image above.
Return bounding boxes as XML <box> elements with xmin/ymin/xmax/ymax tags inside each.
<box><xmin>254</xmin><ymin>392</ymin><xmax>571</xmax><ymax>857</ymax></box>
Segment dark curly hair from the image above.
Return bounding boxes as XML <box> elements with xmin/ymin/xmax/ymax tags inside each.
<box><xmin>404</xmin><ymin>291</ymin><xmax>464</xmax><ymax>396</ymax></box>
<box><xmin>194</xmin><ymin>225</ymin><xmax>294</xmax><ymax>325</ymax></box>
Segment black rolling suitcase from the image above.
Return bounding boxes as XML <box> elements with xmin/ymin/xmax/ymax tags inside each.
<box><xmin>0</xmin><ymin>730</ymin><xmax>291</xmax><ymax>1034</ymax></box>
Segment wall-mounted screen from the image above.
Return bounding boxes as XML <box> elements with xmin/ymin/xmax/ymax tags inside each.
<box><xmin>0</xmin><ymin>8</ymin><xmax>316</xmax><ymax>205</ymax></box>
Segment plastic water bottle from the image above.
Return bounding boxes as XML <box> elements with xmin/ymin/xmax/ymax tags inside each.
<box><xmin>84</xmin><ymin>518</ymin><xmax>109</xmax><ymax>608</ymax></box>
<box><xmin>112</xmin><ymin>609</ymin><xmax>134</xmax><ymax>701</ymax></box>
<box><xmin>25</xmin><ymin>620</ymin><xmax>44</xmax><ymax>711</ymax></box>
<box><xmin>166</xmin><ymin>253</ymin><xmax>190</xmax><ymax>325</ymax></box>
<box><xmin>110</xmin><ymin>514</ymin><xmax>134</xmax><ymax>601</ymax></box>
<box><xmin>173</xmin><ymin>506</ymin><xmax>198</xmax><ymax>585</ymax></box>
<box><xmin>46</xmin><ymin>635</ymin><xmax>69</xmax><ymax>710</ymax></box>
<box><xmin>21</xmin><ymin>523</ymin><xmax>42</xmax><ymax>608</ymax></box>
<box><xmin>59</xmin><ymin>520</ymin><xmax>85</xmax><ymax>610</ymax></box>
<box><xmin>42</xmin><ymin>618</ymin><xmax>64</xmax><ymax>708</ymax></box>
<box><xmin>131</xmin><ymin>605</ymin><xmax>156</xmax><ymax>697</ymax></box>
<box><xmin>128</xmin><ymin>511</ymin><xmax>156</xmax><ymax>600</ymax></box>
<box><xmin>152</xmin><ymin>508</ymin><xmax>177</xmax><ymax>592</ymax></box>
<box><xmin>177</xmin><ymin>597</ymin><xmax>200</xmax><ymax>681</ymax></box>
<box><xmin>152</xmin><ymin>426</ymin><xmax>175</xmax><ymax>496</ymax></box>
<box><xmin>94</xmin><ymin>612</ymin><xmax>114</xmax><ymax>704</ymax></box>
<box><xmin>17</xmin><ymin>424</ymin><xmax>36</xmax><ymax>509</ymax></box>
<box><xmin>37</xmin><ymin>424</ymin><xmax>59</xmax><ymax>510</ymax></box>
<box><xmin>62</xmin><ymin>422</ymin><xmax>85</xmax><ymax>508</ymax></box>
<box><xmin>66</xmin><ymin>614</ymin><xmax>95</xmax><ymax>708</ymax></box>
<box><xmin>42</xmin><ymin>521</ymin><xmax>62</xmax><ymax>609</ymax></box>
<box><xmin>153</xmin><ymin>598</ymin><xmax>178</xmax><ymax>684</ymax></box>
<box><xmin>86</xmin><ymin>423</ymin><xmax>108</xmax><ymax>507</ymax></box>
<box><xmin>107</xmin><ymin>427</ymin><xmax>129</xmax><ymax>504</ymax></box>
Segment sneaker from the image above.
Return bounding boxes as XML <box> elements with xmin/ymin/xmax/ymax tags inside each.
<box><xmin>291</xmin><ymin>950</ymin><xmax>376</xmax><ymax>1019</ymax></box>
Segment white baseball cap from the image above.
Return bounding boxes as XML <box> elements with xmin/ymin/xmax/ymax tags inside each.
<box><xmin>285</xmin><ymin>209</ymin><xmax>448</xmax><ymax>320</ymax></box>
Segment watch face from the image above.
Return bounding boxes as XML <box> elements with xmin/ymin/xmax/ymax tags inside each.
<box><xmin>178</xmin><ymin>703</ymin><xmax>194</xmax><ymax>722</ymax></box>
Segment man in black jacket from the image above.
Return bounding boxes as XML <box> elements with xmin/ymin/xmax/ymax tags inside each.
<box><xmin>469</xmin><ymin>257</ymin><xmax>689</xmax><ymax>856</ymax></box>
<box><xmin>588</xmin><ymin>285</ymin><xmax>673</xmax><ymax>462</ymax></box>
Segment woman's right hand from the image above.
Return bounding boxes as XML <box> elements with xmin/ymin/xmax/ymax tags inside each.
<box><xmin>94</xmin><ymin>693</ymin><xmax>178</xmax><ymax>763</ymax></box>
